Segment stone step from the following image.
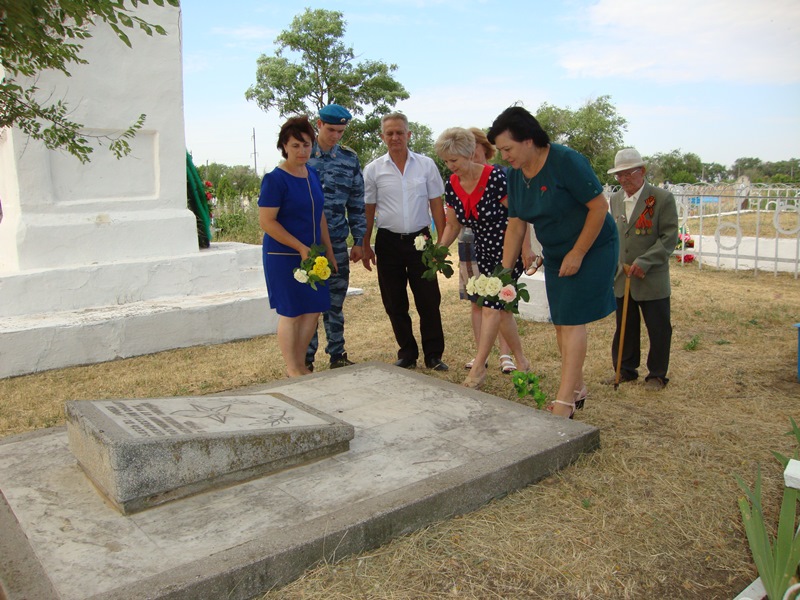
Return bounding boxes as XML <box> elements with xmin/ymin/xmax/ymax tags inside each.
<box><xmin>0</xmin><ymin>288</ymin><xmax>277</xmax><ymax>378</ymax></box>
<box><xmin>0</xmin><ymin>242</ymin><xmax>264</xmax><ymax>318</ymax></box>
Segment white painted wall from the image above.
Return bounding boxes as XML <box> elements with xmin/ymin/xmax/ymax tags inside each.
<box><xmin>0</xmin><ymin>3</ymin><xmax>197</xmax><ymax>272</ymax></box>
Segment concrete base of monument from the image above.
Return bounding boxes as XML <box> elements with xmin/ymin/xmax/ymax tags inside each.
<box><xmin>0</xmin><ymin>363</ymin><xmax>599</xmax><ymax>600</ymax></box>
<box><xmin>66</xmin><ymin>394</ymin><xmax>355</xmax><ymax>514</ymax></box>
<box><xmin>0</xmin><ymin>242</ymin><xmax>277</xmax><ymax>379</ymax></box>
<box><xmin>517</xmin><ymin>270</ymin><xmax>551</xmax><ymax>323</ymax></box>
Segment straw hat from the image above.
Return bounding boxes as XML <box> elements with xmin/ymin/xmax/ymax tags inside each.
<box><xmin>607</xmin><ymin>148</ymin><xmax>645</xmax><ymax>174</ymax></box>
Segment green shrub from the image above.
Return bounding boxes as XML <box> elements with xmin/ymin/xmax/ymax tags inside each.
<box><xmin>214</xmin><ymin>206</ymin><xmax>261</xmax><ymax>245</ymax></box>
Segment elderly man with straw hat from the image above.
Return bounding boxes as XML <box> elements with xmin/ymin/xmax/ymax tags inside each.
<box><xmin>606</xmin><ymin>148</ymin><xmax>678</xmax><ymax>390</ymax></box>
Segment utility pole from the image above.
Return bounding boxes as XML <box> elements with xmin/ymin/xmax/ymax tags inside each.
<box><xmin>251</xmin><ymin>128</ymin><xmax>258</xmax><ymax>175</ymax></box>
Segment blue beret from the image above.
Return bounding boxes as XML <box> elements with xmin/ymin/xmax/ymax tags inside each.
<box><xmin>319</xmin><ymin>104</ymin><xmax>352</xmax><ymax>125</ymax></box>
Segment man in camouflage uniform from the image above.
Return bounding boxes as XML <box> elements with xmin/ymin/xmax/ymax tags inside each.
<box><xmin>305</xmin><ymin>104</ymin><xmax>367</xmax><ymax>370</ymax></box>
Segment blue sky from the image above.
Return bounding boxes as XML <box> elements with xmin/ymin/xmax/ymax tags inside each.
<box><xmin>181</xmin><ymin>0</ymin><xmax>800</xmax><ymax>174</ymax></box>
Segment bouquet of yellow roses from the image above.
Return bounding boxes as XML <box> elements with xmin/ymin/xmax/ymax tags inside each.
<box><xmin>293</xmin><ymin>244</ymin><xmax>331</xmax><ymax>290</ymax></box>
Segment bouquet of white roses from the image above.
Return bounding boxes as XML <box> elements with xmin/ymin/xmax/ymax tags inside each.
<box><xmin>414</xmin><ymin>233</ymin><xmax>454</xmax><ymax>281</ymax></box>
<box><xmin>466</xmin><ymin>264</ymin><xmax>529</xmax><ymax>313</ymax></box>
<box><xmin>293</xmin><ymin>244</ymin><xmax>331</xmax><ymax>290</ymax></box>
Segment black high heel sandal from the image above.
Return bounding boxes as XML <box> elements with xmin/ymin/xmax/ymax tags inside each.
<box><xmin>574</xmin><ymin>385</ymin><xmax>588</xmax><ymax>410</ymax></box>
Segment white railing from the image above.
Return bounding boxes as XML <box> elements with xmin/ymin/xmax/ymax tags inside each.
<box><xmin>604</xmin><ymin>183</ymin><xmax>800</xmax><ymax>278</ymax></box>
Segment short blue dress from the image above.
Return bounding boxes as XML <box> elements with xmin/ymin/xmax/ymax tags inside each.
<box><xmin>506</xmin><ymin>144</ymin><xmax>618</xmax><ymax>325</ymax></box>
<box><xmin>258</xmin><ymin>167</ymin><xmax>331</xmax><ymax>318</ymax></box>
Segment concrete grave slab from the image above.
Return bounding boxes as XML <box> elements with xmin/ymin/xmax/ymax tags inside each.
<box><xmin>0</xmin><ymin>363</ymin><xmax>599</xmax><ymax>600</ymax></box>
<box><xmin>66</xmin><ymin>393</ymin><xmax>354</xmax><ymax>514</ymax></box>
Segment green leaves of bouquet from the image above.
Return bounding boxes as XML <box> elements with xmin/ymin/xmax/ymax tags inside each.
<box><xmin>465</xmin><ymin>264</ymin><xmax>530</xmax><ymax>313</ymax></box>
<box><xmin>293</xmin><ymin>244</ymin><xmax>331</xmax><ymax>290</ymax></box>
<box><xmin>414</xmin><ymin>234</ymin><xmax>454</xmax><ymax>281</ymax></box>
<box><xmin>511</xmin><ymin>370</ymin><xmax>547</xmax><ymax>410</ymax></box>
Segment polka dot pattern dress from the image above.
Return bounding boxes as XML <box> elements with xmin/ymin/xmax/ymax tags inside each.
<box><xmin>445</xmin><ymin>164</ymin><xmax>523</xmax><ymax>310</ymax></box>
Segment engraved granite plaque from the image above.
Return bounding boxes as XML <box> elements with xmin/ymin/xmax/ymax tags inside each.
<box><xmin>65</xmin><ymin>393</ymin><xmax>354</xmax><ymax>514</ymax></box>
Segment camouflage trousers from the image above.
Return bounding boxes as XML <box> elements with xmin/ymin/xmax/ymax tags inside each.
<box><xmin>306</xmin><ymin>241</ymin><xmax>350</xmax><ymax>363</ymax></box>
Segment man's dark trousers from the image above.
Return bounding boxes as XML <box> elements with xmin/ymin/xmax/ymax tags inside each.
<box><xmin>375</xmin><ymin>227</ymin><xmax>444</xmax><ymax>364</ymax></box>
<box><xmin>611</xmin><ymin>295</ymin><xmax>671</xmax><ymax>382</ymax></box>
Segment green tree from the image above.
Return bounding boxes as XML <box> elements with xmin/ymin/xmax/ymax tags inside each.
<box><xmin>219</xmin><ymin>166</ymin><xmax>260</xmax><ymax>202</ymax></box>
<box><xmin>196</xmin><ymin>162</ymin><xmax>229</xmax><ymax>185</ymax></box>
<box><xmin>1</xmin><ymin>0</ymin><xmax>179</xmax><ymax>163</ymax></box>
<box><xmin>245</xmin><ymin>8</ymin><xmax>411</xmax><ymax>166</ymax></box>
<box><xmin>245</xmin><ymin>8</ymin><xmax>408</xmax><ymax>121</ymax></box>
<box><xmin>731</xmin><ymin>157</ymin><xmax>764</xmax><ymax>181</ymax></box>
<box><xmin>340</xmin><ymin>114</ymin><xmax>384</xmax><ymax>165</ymax></box>
<box><xmin>536</xmin><ymin>95</ymin><xmax>627</xmax><ymax>182</ymax></box>
<box><xmin>702</xmin><ymin>162</ymin><xmax>728</xmax><ymax>183</ymax></box>
<box><xmin>197</xmin><ymin>163</ymin><xmax>260</xmax><ymax>210</ymax></box>
<box><xmin>761</xmin><ymin>159</ymin><xmax>800</xmax><ymax>183</ymax></box>
<box><xmin>645</xmin><ymin>150</ymin><xmax>703</xmax><ymax>184</ymax></box>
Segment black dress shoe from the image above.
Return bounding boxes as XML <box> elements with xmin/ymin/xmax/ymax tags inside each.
<box><xmin>425</xmin><ymin>358</ymin><xmax>449</xmax><ymax>372</ymax></box>
<box><xmin>393</xmin><ymin>358</ymin><xmax>417</xmax><ymax>369</ymax></box>
<box><xmin>330</xmin><ymin>353</ymin><xmax>355</xmax><ymax>369</ymax></box>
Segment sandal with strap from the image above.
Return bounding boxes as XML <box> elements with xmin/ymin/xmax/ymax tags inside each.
<box><xmin>574</xmin><ymin>385</ymin><xmax>588</xmax><ymax>410</ymax></box>
<box><xmin>463</xmin><ymin>372</ymin><xmax>487</xmax><ymax>390</ymax></box>
<box><xmin>499</xmin><ymin>354</ymin><xmax>517</xmax><ymax>374</ymax></box>
<box><xmin>464</xmin><ymin>358</ymin><xmax>489</xmax><ymax>370</ymax></box>
<box><xmin>546</xmin><ymin>400</ymin><xmax>576</xmax><ymax>419</ymax></box>
<box><xmin>525</xmin><ymin>254</ymin><xmax>544</xmax><ymax>276</ymax></box>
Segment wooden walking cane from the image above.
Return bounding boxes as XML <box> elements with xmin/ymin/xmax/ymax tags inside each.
<box><xmin>614</xmin><ymin>264</ymin><xmax>632</xmax><ymax>390</ymax></box>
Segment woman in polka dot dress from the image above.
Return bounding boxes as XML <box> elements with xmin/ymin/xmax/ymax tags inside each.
<box><xmin>435</xmin><ymin>127</ymin><xmax>531</xmax><ymax>389</ymax></box>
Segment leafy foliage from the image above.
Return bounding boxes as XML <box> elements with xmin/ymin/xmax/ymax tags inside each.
<box><xmin>213</xmin><ymin>206</ymin><xmax>262</xmax><ymax>245</ymax></box>
<box><xmin>245</xmin><ymin>8</ymin><xmax>408</xmax><ymax>121</ymax></box>
<box><xmin>416</xmin><ymin>234</ymin><xmax>454</xmax><ymax>281</ymax></box>
<box><xmin>0</xmin><ymin>0</ymin><xmax>179</xmax><ymax>162</ymax></box>
<box><xmin>735</xmin><ymin>418</ymin><xmax>800</xmax><ymax>600</ymax></box>
<box><xmin>535</xmin><ymin>95</ymin><xmax>627</xmax><ymax>182</ymax></box>
<box><xmin>197</xmin><ymin>163</ymin><xmax>261</xmax><ymax>207</ymax></box>
<box><xmin>245</xmin><ymin>8</ymin><xmax>417</xmax><ymax>167</ymax></box>
<box><xmin>732</xmin><ymin>157</ymin><xmax>800</xmax><ymax>183</ymax></box>
<box><xmin>511</xmin><ymin>370</ymin><xmax>547</xmax><ymax>409</ymax></box>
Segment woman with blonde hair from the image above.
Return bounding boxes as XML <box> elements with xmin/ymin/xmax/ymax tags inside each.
<box><xmin>435</xmin><ymin>127</ymin><xmax>531</xmax><ymax>389</ymax></box>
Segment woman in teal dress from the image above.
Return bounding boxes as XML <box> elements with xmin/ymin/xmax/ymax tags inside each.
<box><xmin>488</xmin><ymin>106</ymin><xmax>618</xmax><ymax>418</ymax></box>
<box><xmin>259</xmin><ymin>116</ymin><xmax>337</xmax><ymax>377</ymax></box>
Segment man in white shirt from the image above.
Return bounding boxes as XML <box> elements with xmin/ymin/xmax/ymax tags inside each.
<box><xmin>607</xmin><ymin>148</ymin><xmax>678</xmax><ymax>390</ymax></box>
<box><xmin>362</xmin><ymin>112</ymin><xmax>448</xmax><ymax>371</ymax></box>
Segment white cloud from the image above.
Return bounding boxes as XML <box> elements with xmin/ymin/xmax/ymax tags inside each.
<box><xmin>210</xmin><ymin>26</ymin><xmax>277</xmax><ymax>51</ymax></box>
<box><xmin>557</xmin><ymin>0</ymin><xmax>800</xmax><ymax>84</ymax></box>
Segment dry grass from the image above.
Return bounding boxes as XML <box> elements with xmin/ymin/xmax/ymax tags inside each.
<box><xmin>2</xmin><ymin>260</ymin><xmax>799</xmax><ymax>599</ymax></box>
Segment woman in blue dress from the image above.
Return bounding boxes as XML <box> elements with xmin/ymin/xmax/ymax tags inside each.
<box><xmin>258</xmin><ymin>116</ymin><xmax>337</xmax><ymax>377</ymax></box>
<box><xmin>488</xmin><ymin>107</ymin><xmax>618</xmax><ymax>418</ymax></box>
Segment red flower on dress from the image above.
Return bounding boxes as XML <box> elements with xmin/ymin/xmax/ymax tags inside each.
<box><xmin>540</xmin><ymin>185</ymin><xmax>547</xmax><ymax>192</ymax></box>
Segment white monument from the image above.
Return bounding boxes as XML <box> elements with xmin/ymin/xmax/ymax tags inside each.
<box><xmin>0</xmin><ymin>5</ymin><xmax>276</xmax><ymax>378</ymax></box>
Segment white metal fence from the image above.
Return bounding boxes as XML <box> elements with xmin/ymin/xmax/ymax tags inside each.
<box><xmin>604</xmin><ymin>183</ymin><xmax>800</xmax><ymax>278</ymax></box>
